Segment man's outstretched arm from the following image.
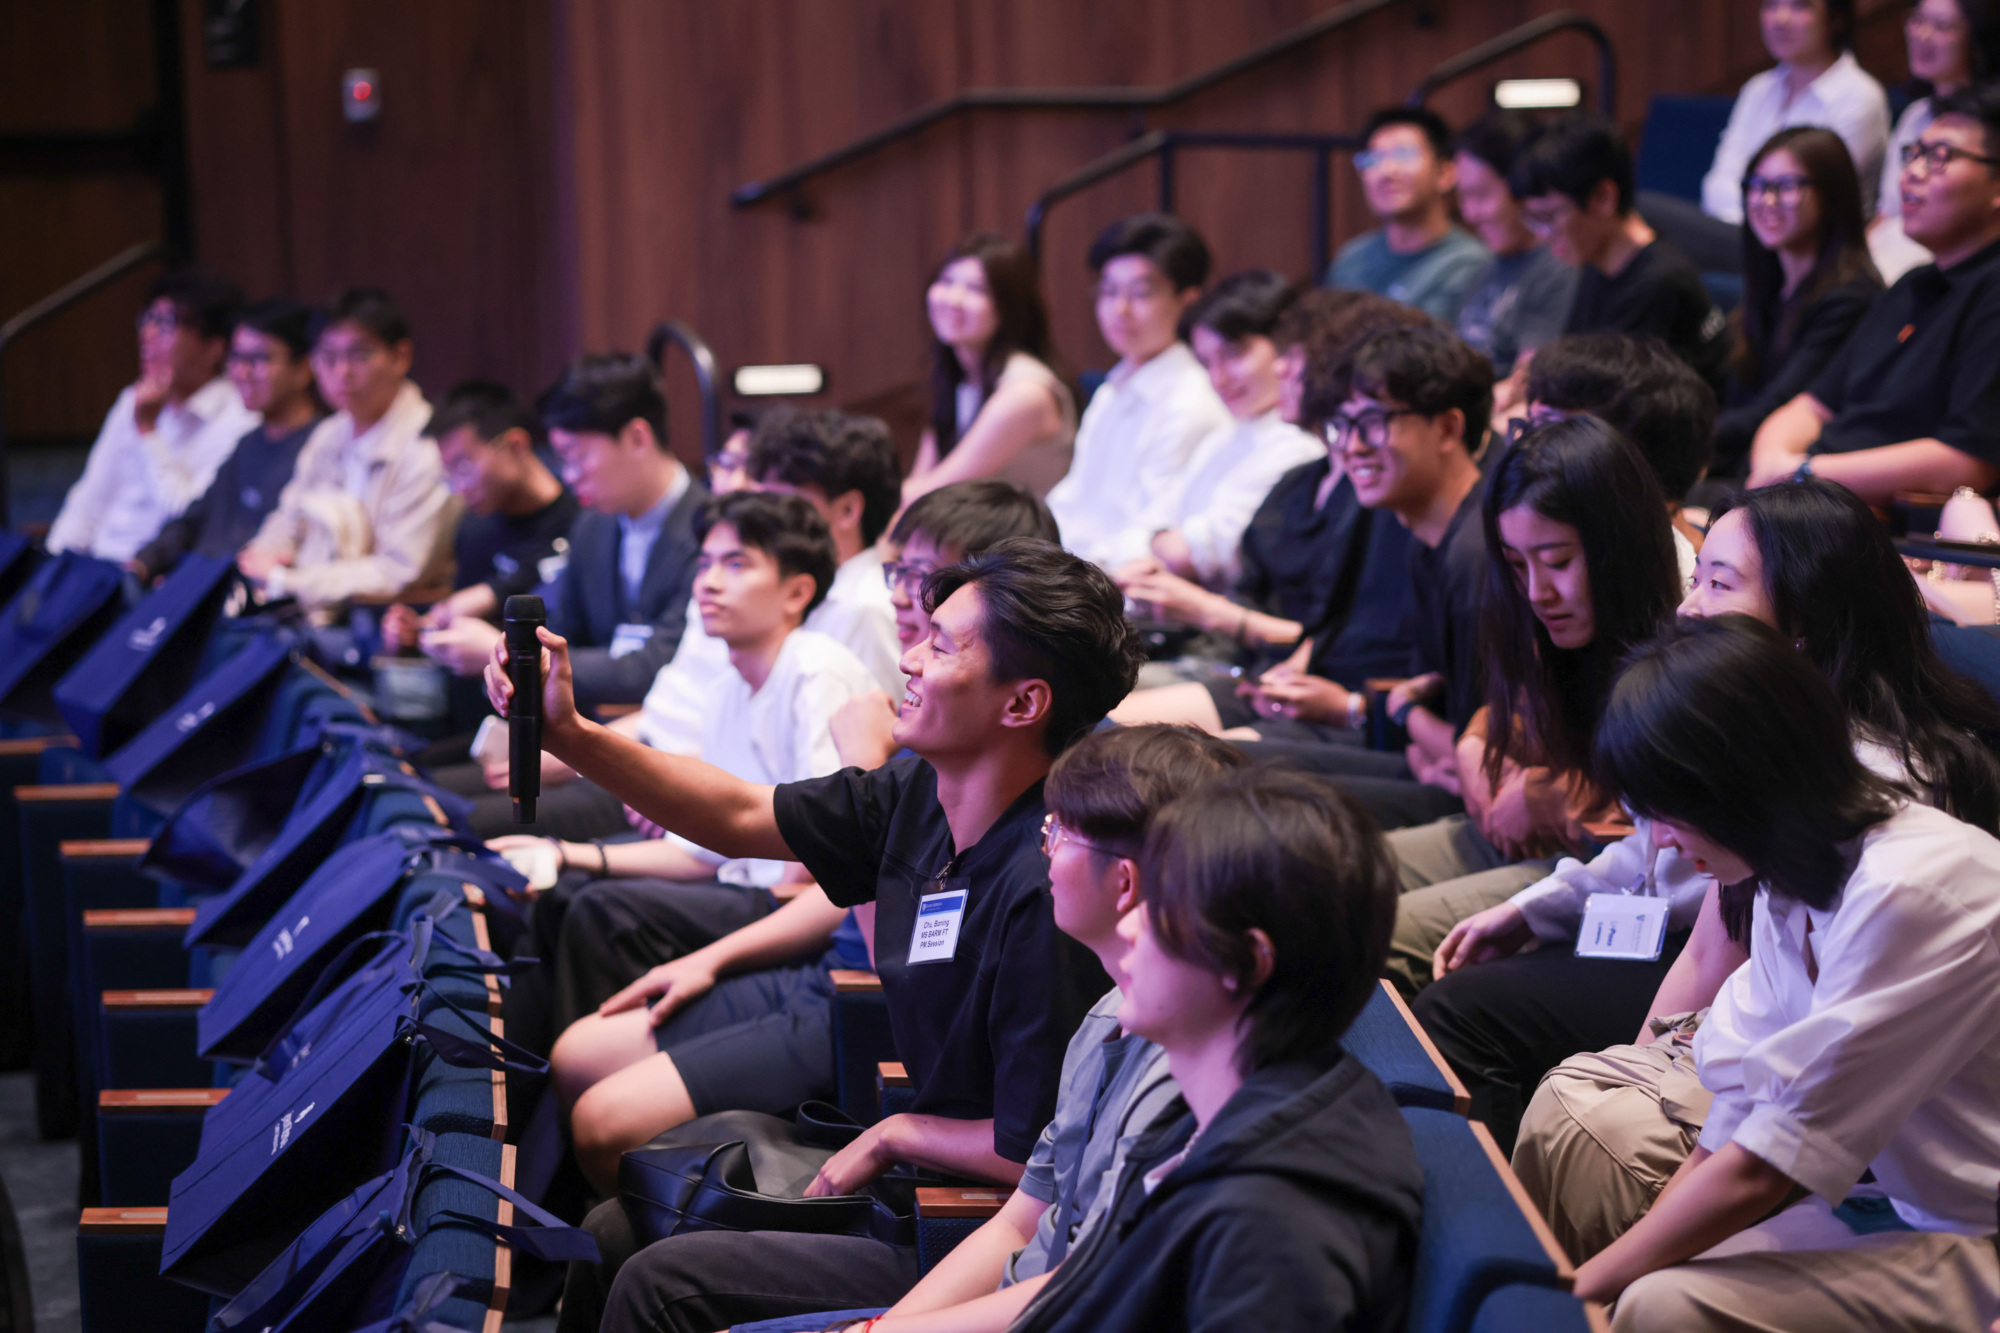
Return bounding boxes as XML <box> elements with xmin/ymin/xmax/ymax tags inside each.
<box><xmin>486</xmin><ymin>627</ymin><xmax>792</xmax><ymax>861</ymax></box>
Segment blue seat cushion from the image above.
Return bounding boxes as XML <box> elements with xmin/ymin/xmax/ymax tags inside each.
<box><xmin>1470</xmin><ymin>1283</ymin><xmax>1595</xmax><ymax>1333</ymax></box>
<box><xmin>1346</xmin><ymin>985</ymin><xmax>1459</xmax><ymax>1112</ymax></box>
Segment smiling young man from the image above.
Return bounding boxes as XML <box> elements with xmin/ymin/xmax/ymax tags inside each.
<box><xmin>1513</xmin><ymin>114</ymin><xmax>1728</xmax><ymax>391</ymax></box>
<box><xmin>129</xmin><ymin>297</ymin><xmax>322</xmax><ymax>581</ymax></box>
<box><xmin>489</xmin><ymin>536</ymin><xmax>1137</xmax><ymax>1333</ymax></box>
<box><xmin>1044</xmin><ymin>213</ymin><xmax>1230</xmax><ymax>569</ymax></box>
<box><xmin>238</xmin><ymin>288</ymin><xmax>456</xmax><ymax>614</ymax></box>
<box><xmin>1330</xmin><ymin>106</ymin><xmax>1492</xmax><ymax>324</ymax></box>
<box><xmin>49</xmin><ymin>269</ymin><xmax>258</xmax><ymax>564</ymax></box>
<box><xmin>1747</xmin><ymin>84</ymin><xmax>2000</xmax><ymax>500</ymax></box>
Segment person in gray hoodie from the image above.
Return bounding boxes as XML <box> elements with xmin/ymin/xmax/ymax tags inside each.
<box><xmin>1005</xmin><ymin>767</ymin><xmax>1423</xmax><ymax>1333</ymax></box>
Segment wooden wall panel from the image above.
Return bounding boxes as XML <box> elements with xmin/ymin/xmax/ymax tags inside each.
<box><xmin>0</xmin><ymin>0</ymin><xmax>165</xmax><ymax>441</ymax></box>
<box><xmin>560</xmin><ymin>0</ymin><xmax>1909</xmax><ymax>458</ymax></box>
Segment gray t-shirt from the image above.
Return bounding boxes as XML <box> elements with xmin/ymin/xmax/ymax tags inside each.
<box><xmin>1002</xmin><ymin>987</ymin><xmax>1179</xmax><ymax>1284</ymax></box>
<box><xmin>1455</xmin><ymin>245</ymin><xmax>1578</xmax><ymax>376</ymax></box>
<box><xmin>1328</xmin><ymin>226</ymin><xmax>1491</xmax><ymax>323</ymax></box>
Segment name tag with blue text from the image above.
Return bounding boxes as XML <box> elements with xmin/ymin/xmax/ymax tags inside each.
<box><xmin>907</xmin><ymin>886</ymin><xmax>967</xmax><ymax>964</ymax></box>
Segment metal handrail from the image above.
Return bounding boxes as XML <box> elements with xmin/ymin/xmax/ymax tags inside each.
<box><xmin>1025</xmin><ymin>130</ymin><xmax>1362</xmax><ymax>276</ymax></box>
<box><xmin>730</xmin><ymin>0</ymin><xmax>1410</xmax><ymax>211</ymax></box>
<box><xmin>1897</xmin><ymin>535</ymin><xmax>2000</xmax><ymax>573</ymax></box>
<box><xmin>646</xmin><ymin>319</ymin><xmax>724</xmax><ymax>462</ymax></box>
<box><xmin>1404</xmin><ymin>11</ymin><xmax>1616</xmax><ymax>116</ymax></box>
<box><xmin>0</xmin><ymin>238</ymin><xmax>170</xmax><ymax>523</ymax></box>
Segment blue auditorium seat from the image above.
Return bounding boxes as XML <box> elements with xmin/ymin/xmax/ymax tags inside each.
<box><xmin>1470</xmin><ymin>1282</ymin><xmax>1605</xmax><ymax>1332</ymax></box>
<box><xmin>1633</xmin><ymin>95</ymin><xmax>1734</xmax><ymax>204</ymax></box>
<box><xmin>1347</xmin><ymin>980</ymin><xmax>1470</xmax><ymax>1113</ymax></box>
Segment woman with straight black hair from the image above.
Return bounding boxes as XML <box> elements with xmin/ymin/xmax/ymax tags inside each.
<box><xmin>905</xmin><ymin>232</ymin><xmax>1075</xmax><ymax>503</ymax></box>
<box><xmin>1712</xmin><ymin>126</ymin><xmax>1882</xmax><ymax>475</ymax></box>
<box><xmin>1384</xmin><ymin>415</ymin><xmax>1682</xmax><ymax>996</ymax></box>
<box><xmin>1562</xmin><ymin>616</ymin><xmax>2000</xmax><ymax>1330</ymax></box>
<box><xmin>1504</xmin><ymin>476</ymin><xmax>2000</xmax><ymax>1261</ymax></box>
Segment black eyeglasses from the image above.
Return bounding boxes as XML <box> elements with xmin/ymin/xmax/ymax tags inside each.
<box><xmin>1322</xmin><ymin>407</ymin><xmax>1420</xmax><ymax>450</ymax></box>
<box><xmin>1500</xmin><ymin>406</ymin><xmax>1571</xmax><ymax>448</ymax></box>
<box><xmin>1901</xmin><ymin>139</ymin><xmax>2000</xmax><ymax>175</ymax></box>
<box><xmin>1744</xmin><ymin>174</ymin><xmax>1811</xmax><ymax>206</ymax></box>
<box><xmin>882</xmin><ymin>560</ymin><xmax>935</xmax><ymax>597</ymax></box>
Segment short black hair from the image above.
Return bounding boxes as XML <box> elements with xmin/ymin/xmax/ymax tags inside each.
<box><xmin>145</xmin><ymin>269</ymin><xmax>243</xmax><ymax>342</ymax></box>
<box><xmin>1085</xmin><ymin>212</ymin><xmax>1211</xmax><ymax>291</ymax></box>
<box><xmin>890</xmin><ymin>479</ymin><xmax>1060</xmax><ymax>556</ymax></box>
<box><xmin>1597</xmin><ymin>615</ymin><xmax>1898</xmax><ymax>911</ymax></box>
<box><xmin>1363</xmin><ymin>105</ymin><xmax>1454</xmax><ymax>161</ymax></box>
<box><xmin>747</xmin><ymin>409</ymin><xmax>902</xmax><ymax>547</ymax></box>
<box><xmin>693</xmin><ymin>490</ymin><xmax>839</xmax><ymax>617</ymax></box>
<box><xmin>1141</xmin><ymin>768</ymin><xmax>1399</xmax><ymax>1073</ymax></box>
<box><xmin>309</xmin><ymin>287</ymin><xmax>412</xmax><ymax>348</ymax></box>
<box><xmin>1933</xmin><ymin>80</ymin><xmax>2000</xmax><ymax>161</ymax></box>
<box><xmin>422</xmin><ymin>379</ymin><xmax>539</xmax><ymax>446</ymax></box>
<box><xmin>1510</xmin><ymin>111</ymin><xmax>1634</xmax><ymax>214</ymax></box>
<box><xmin>923</xmin><ymin>537</ymin><xmax>1145</xmax><ymax>755</ymax></box>
<box><xmin>233</xmin><ymin>296</ymin><xmax>314</xmax><ymax>359</ymax></box>
<box><xmin>1346</xmin><ymin>324</ymin><xmax>1494</xmax><ymax>451</ymax></box>
<box><xmin>1453</xmin><ymin>107</ymin><xmax>1547</xmax><ymax>179</ymax></box>
<box><xmin>1186</xmin><ymin>269</ymin><xmax>1299</xmax><ymax>343</ymax></box>
<box><xmin>1045</xmin><ymin>724</ymin><xmax>1249</xmax><ymax>858</ymax></box>
<box><xmin>538</xmin><ymin>352</ymin><xmax>669</xmax><ymax>450</ymax></box>
<box><xmin>1526</xmin><ymin>333</ymin><xmax>1717</xmax><ymax>502</ymax></box>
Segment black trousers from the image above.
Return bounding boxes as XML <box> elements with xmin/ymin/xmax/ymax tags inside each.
<box><xmin>1237</xmin><ymin>740</ymin><xmax>1464</xmax><ymax>830</ymax></box>
<box><xmin>502</xmin><ymin>874</ymin><xmax>775</xmax><ymax>1059</ymax></box>
<box><xmin>429</xmin><ymin>759</ymin><xmax>633</xmax><ymax>840</ymax></box>
<box><xmin>1410</xmin><ymin>929</ymin><xmax>1691</xmax><ymax>1156</ymax></box>
<box><xmin>561</xmin><ymin>1198</ymin><xmax>920</xmax><ymax>1333</ymax></box>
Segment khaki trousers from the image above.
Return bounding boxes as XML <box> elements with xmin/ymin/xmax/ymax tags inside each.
<box><xmin>1510</xmin><ymin>1021</ymin><xmax>1709</xmax><ymax>1261</ymax></box>
<box><xmin>1612</xmin><ymin>1196</ymin><xmax>2000</xmax><ymax>1332</ymax></box>
<box><xmin>1384</xmin><ymin>815</ymin><xmax>1552</xmax><ymax>998</ymax></box>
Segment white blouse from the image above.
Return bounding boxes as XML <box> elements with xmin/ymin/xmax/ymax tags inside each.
<box><xmin>1700</xmin><ymin>52</ymin><xmax>1891</xmax><ymax>223</ymax></box>
<box><xmin>1693</xmin><ymin>802</ymin><xmax>2000</xmax><ymax>1235</ymax></box>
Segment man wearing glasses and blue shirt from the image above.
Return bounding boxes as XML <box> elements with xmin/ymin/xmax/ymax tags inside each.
<box><xmin>1328</xmin><ymin>107</ymin><xmax>1492</xmax><ymax>324</ymax></box>
<box><xmin>1749</xmin><ymin>85</ymin><xmax>2000</xmax><ymax>501</ymax></box>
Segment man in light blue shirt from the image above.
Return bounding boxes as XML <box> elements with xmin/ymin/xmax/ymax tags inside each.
<box><xmin>1329</xmin><ymin>106</ymin><xmax>1490</xmax><ymax>324</ymax></box>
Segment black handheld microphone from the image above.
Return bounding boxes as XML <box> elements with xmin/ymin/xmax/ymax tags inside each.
<box><xmin>504</xmin><ymin>595</ymin><xmax>545</xmax><ymax>824</ymax></box>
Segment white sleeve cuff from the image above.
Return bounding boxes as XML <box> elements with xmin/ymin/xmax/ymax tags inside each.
<box><xmin>1724</xmin><ymin>1100</ymin><xmax>1871</xmax><ymax>1205</ymax></box>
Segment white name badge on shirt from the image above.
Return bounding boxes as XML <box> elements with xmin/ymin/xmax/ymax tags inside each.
<box><xmin>1575</xmin><ymin>893</ymin><xmax>1669</xmax><ymax>962</ymax></box>
<box><xmin>608</xmin><ymin>623</ymin><xmax>654</xmax><ymax>659</ymax></box>
<box><xmin>908</xmin><ymin>887</ymin><xmax>968</xmax><ymax>965</ymax></box>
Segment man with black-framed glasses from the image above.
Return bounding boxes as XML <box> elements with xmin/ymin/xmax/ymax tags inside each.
<box><xmin>1750</xmin><ymin>85</ymin><xmax>2000</xmax><ymax>500</ymax></box>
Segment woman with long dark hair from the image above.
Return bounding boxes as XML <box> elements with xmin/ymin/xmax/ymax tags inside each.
<box><xmin>1384</xmin><ymin>415</ymin><xmax>1682</xmax><ymax>995</ymax></box>
<box><xmin>1501</xmin><ymin>477</ymin><xmax>2000</xmax><ymax>1261</ymax></box>
<box><xmin>904</xmin><ymin>232</ymin><xmax>1074</xmax><ymax>503</ymax></box>
<box><xmin>1420</xmin><ymin>478</ymin><xmax>2000</xmax><ymax>1153</ymax></box>
<box><xmin>1712</xmin><ymin>127</ymin><xmax>1882</xmax><ymax>474</ymax></box>
<box><xmin>1561</xmin><ymin>617</ymin><xmax>2000</xmax><ymax>1328</ymax></box>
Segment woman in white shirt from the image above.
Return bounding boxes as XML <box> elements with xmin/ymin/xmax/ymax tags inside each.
<box><xmin>903</xmin><ymin>232</ymin><xmax>1076</xmax><ymax>504</ymax></box>
<box><xmin>1496</xmin><ymin>478</ymin><xmax>2000</xmax><ymax>1261</ymax></box>
<box><xmin>1868</xmin><ymin>0</ymin><xmax>2000</xmax><ymax>281</ymax></box>
<box><xmin>1106</xmin><ymin>270</ymin><xmax>1322</xmax><ymax>590</ymax></box>
<box><xmin>1564</xmin><ymin>615</ymin><xmax>2000</xmax><ymax>1330</ymax></box>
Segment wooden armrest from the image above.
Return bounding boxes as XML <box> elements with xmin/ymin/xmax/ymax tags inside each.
<box><xmin>596</xmin><ymin>702</ymin><xmax>641</xmax><ymax>719</ymax></box>
<box><xmin>99</xmin><ymin>1088</ymin><xmax>228</xmax><ymax>1113</ymax></box>
<box><xmin>1584</xmin><ymin>1302</ymin><xmax>1613</xmax><ymax>1332</ymax></box>
<box><xmin>79</xmin><ymin>1207</ymin><xmax>168</xmax><ymax>1235</ymax></box>
<box><xmin>101</xmin><ymin>988</ymin><xmax>212</xmax><ymax>1010</ymax></box>
<box><xmin>1470</xmin><ymin>1117</ymin><xmax>1577</xmax><ymax>1281</ymax></box>
<box><xmin>1363</xmin><ymin>677</ymin><xmax>1411</xmax><ymax>698</ymax></box>
<box><xmin>1583</xmin><ymin>819</ymin><xmax>1636</xmax><ymax>841</ymax></box>
<box><xmin>915</xmin><ymin>1187</ymin><xmax>1014</xmax><ymax>1219</ymax></box>
<box><xmin>62</xmin><ymin>838</ymin><xmax>152</xmax><ymax>860</ymax></box>
<box><xmin>830</xmin><ymin>969</ymin><xmax>883</xmax><ymax>993</ymax></box>
<box><xmin>0</xmin><ymin>735</ymin><xmax>77</xmax><ymax>757</ymax></box>
<box><xmin>84</xmin><ymin>908</ymin><xmax>197</xmax><ymax>930</ymax></box>
<box><xmin>1377</xmin><ymin>980</ymin><xmax>1472</xmax><ymax>1116</ymax></box>
<box><xmin>878</xmin><ymin>1061</ymin><xmax>911</xmax><ymax>1089</ymax></box>
<box><xmin>15</xmin><ymin>782</ymin><xmax>121</xmax><ymax>802</ymax></box>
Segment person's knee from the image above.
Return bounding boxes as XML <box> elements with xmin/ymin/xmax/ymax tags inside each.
<box><xmin>571</xmin><ymin>1079</ymin><xmax>650</xmax><ymax>1165</ymax></box>
<box><xmin>552</xmin><ymin>1013</ymin><xmax>626</xmax><ymax>1105</ymax></box>
<box><xmin>1609</xmin><ymin>1267</ymin><xmax>1705</xmax><ymax>1333</ymax></box>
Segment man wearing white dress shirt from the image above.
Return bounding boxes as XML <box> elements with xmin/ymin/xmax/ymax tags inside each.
<box><xmin>238</xmin><ymin>287</ymin><xmax>456</xmax><ymax>614</ymax></box>
<box><xmin>1046</xmin><ymin>213</ymin><xmax>1231</xmax><ymax>569</ymax></box>
<box><xmin>47</xmin><ymin>270</ymin><xmax>260</xmax><ymax>563</ymax></box>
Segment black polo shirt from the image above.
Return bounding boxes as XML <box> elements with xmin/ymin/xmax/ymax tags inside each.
<box><xmin>773</xmin><ymin>754</ymin><xmax>1107</xmax><ymax>1162</ymax></box>
<box><xmin>1808</xmin><ymin>236</ymin><xmax>2000</xmax><ymax>466</ymax></box>
<box><xmin>1403</xmin><ymin>481</ymin><xmax>1487</xmax><ymax>734</ymax></box>
<box><xmin>452</xmin><ymin>489</ymin><xmax>580</xmax><ymax>600</ymax></box>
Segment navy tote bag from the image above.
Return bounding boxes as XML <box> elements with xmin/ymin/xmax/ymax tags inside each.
<box><xmin>0</xmin><ymin>551</ymin><xmax>125</xmax><ymax>724</ymax></box>
<box><xmin>52</xmin><ymin>552</ymin><xmax>235</xmax><ymax>757</ymax></box>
